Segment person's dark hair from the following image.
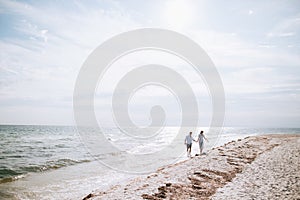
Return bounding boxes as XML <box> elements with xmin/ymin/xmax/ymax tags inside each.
<box><xmin>200</xmin><ymin>130</ymin><xmax>204</xmax><ymax>134</ymax></box>
<box><xmin>189</xmin><ymin>131</ymin><xmax>192</xmax><ymax>134</ymax></box>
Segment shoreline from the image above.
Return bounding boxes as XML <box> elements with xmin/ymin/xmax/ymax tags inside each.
<box><xmin>82</xmin><ymin>134</ymin><xmax>300</xmax><ymax>200</ymax></box>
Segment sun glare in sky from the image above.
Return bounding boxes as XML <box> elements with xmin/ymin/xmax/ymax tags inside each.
<box><xmin>164</xmin><ymin>0</ymin><xmax>195</xmax><ymax>29</ymax></box>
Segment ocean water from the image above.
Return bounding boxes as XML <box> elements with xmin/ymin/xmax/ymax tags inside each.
<box><xmin>0</xmin><ymin>125</ymin><xmax>299</xmax><ymax>199</ymax></box>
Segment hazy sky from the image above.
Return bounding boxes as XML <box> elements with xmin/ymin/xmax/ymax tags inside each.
<box><xmin>0</xmin><ymin>0</ymin><xmax>299</xmax><ymax>127</ymax></box>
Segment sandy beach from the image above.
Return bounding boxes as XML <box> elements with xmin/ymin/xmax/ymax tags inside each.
<box><xmin>82</xmin><ymin>134</ymin><xmax>300</xmax><ymax>200</ymax></box>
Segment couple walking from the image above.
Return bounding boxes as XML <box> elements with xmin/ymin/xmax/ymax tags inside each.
<box><xmin>184</xmin><ymin>131</ymin><xmax>208</xmax><ymax>158</ymax></box>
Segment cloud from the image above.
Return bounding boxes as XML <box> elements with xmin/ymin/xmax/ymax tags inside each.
<box><xmin>190</xmin><ymin>29</ymin><xmax>300</xmax><ymax>69</ymax></box>
<box><xmin>0</xmin><ymin>66</ymin><xmax>18</xmax><ymax>74</ymax></box>
<box><xmin>266</xmin><ymin>14</ymin><xmax>300</xmax><ymax>38</ymax></box>
<box><xmin>0</xmin><ymin>0</ymin><xmax>299</xmax><ymax>127</ymax></box>
<box><xmin>267</xmin><ymin>32</ymin><xmax>296</xmax><ymax>37</ymax></box>
<box><xmin>0</xmin><ymin>0</ymin><xmax>141</xmax><ymax>125</ymax></box>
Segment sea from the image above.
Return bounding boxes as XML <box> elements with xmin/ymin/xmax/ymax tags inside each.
<box><xmin>0</xmin><ymin>125</ymin><xmax>299</xmax><ymax>199</ymax></box>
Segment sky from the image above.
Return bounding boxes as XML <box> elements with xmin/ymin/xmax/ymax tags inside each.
<box><xmin>0</xmin><ymin>0</ymin><xmax>299</xmax><ymax>127</ymax></box>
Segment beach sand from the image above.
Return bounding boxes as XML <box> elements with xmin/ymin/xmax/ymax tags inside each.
<box><xmin>82</xmin><ymin>134</ymin><xmax>300</xmax><ymax>200</ymax></box>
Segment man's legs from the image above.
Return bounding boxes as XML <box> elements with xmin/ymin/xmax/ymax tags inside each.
<box><xmin>187</xmin><ymin>144</ymin><xmax>192</xmax><ymax>157</ymax></box>
<box><xmin>186</xmin><ymin>144</ymin><xmax>189</xmax><ymax>157</ymax></box>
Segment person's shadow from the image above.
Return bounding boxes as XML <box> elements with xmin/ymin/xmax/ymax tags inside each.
<box><xmin>195</xmin><ymin>152</ymin><xmax>207</xmax><ymax>156</ymax></box>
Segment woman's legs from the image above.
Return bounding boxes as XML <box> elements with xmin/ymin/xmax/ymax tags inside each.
<box><xmin>199</xmin><ymin>142</ymin><xmax>204</xmax><ymax>154</ymax></box>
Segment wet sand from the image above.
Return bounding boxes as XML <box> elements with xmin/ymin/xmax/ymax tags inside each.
<box><xmin>83</xmin><ymin>134</ymin><xmax>300</xmax><ymax>200</ymax></box>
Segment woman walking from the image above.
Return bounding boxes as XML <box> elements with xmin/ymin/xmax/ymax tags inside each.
<box><xmin>196</xmin><ymin>130</ymin><xmax>208</xmax><ymax>155</ymax></box>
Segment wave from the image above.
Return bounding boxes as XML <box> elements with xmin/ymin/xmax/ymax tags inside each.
<box><xmin>0</xmin><ymin>158</ymin><xmax>91</xmax><ymax>184</ymax></box>
<box><xmin>0</xmin><ymin>174</ymin><xmax>27</xmax><ymax>184</ymax></box>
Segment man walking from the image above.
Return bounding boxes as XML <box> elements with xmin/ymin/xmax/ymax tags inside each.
<box><xmin>184</xmin><ymin>132</ymin><xmax>195</xmax><ymax>158</ymax></box>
